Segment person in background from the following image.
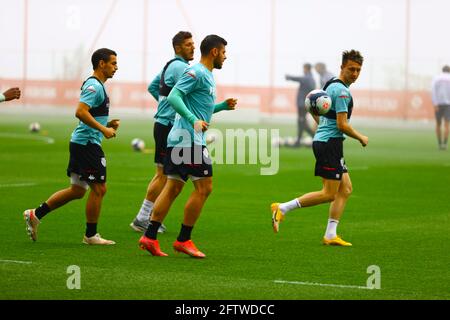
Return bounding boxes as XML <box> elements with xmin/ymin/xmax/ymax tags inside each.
<box><xmin>286</xmin><ymin>63</ymin><xmax>316</xmax><ymax>147</ymax></box>
<box><xmin>431</xmin><ymin>65</ymin><xmax>450</xmax><ymax>150</ymax></box>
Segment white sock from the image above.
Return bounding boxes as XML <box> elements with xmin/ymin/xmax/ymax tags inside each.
<box><xmin>136</xmin><ymin>199</ymin><xmax>154</xmax><ymax>221</ymax></box>
<box><xmin>279</xmin><ymin>199</ymin><xmax>301</xmax><ymax>215</ymax></box>
<box><xmin>325</xmin><ymin>219</ymin><xmax>339</xmax><ymax>240</ymax></box>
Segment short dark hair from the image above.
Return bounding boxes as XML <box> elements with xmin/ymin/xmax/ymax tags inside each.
<box><xmin>200</xmin><ymin>34</ymin><xmax>227</xmax><ymax>56</ymax></box>
<box><xmin>342</xmin><ymin>50</ymin><xmax>363</xmax><ymax>66</ymax></box>
<box><xmin>172</xmin><ymin>31</ymin><xmax>193</xmax><ymax>49</ymax></box>
<box><xmin>303</xmin><ymin>63</ymin><xmax>312</xmax><ymax>71</ymax></box>
<box><xmin>443</xmin><ymin>65</ymin><xmax>450</xmax><ymax>73</ymax></box>
<box><xmin>91</xmin><ymin>48</ymin><xmax>117</xmax><ymax>70</ymax></box>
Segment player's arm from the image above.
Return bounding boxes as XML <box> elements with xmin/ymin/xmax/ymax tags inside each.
<box><xmin>0</xmin><ymin>87</ymin><xmax>21</xmax><ymax>102</ymax></box>
<box><xmin>214</xmin><ymin>98</ymin><xmax>237</xmax><ymax>113</ymax></box>
<box><xmin>285</xmin><ymin>75</ymin><xmax>301</xmax><ymax>82</ymax></box>
<box><xmin>336</xmin><ymin>112</ymin><xmax>368</xmax><ymax>147</ymax></box>
<box><xmin>312</xmin><ymin>115</ymin><xmax>320</xmax><ymax>124</ymax></box>
<box><xmin>75</xmin><ymin>102</ymin><xmax>116</xmax><ymax>139</ymax></box>
<box><xmin>148</xmin><ymin>74</ymin><xmax>160</xmax><ymax>101</ymax></box>
<box><xmin>167</xmin><ymin>88</ymin><xmax>208</xmax><ymax>131</ymax></box>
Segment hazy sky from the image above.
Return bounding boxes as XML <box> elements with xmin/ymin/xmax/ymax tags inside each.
<box><xmin>0</xmin><ymin>0</ymin><xmax>447</xmax><ymax>90</ymax></box>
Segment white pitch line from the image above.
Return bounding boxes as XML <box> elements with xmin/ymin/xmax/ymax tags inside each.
<box><xmin>0</xmin><ymin>132</ymin><xmax>54</xmax><ymax>144</ymax></box>
<box><xmin>0</xmin><ymin>183</ymin><xmax>37</xmax><ymax>188</ymax></box>
<box><xmin>274</xmin><ymin>280</ymin><xmax>372</xmax><ymax>290</ymax></box>
<box><xmin>0</xmin><ymin>259</ymin><xmax>32</xmax><ymax>265</ymax></box>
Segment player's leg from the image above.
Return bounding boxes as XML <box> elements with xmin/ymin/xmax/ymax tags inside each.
<box><xmin>146</xmin><ymin>165</ymin><xmax>167</xmax><ymax>200</ymax></box>
<box><xmin>444</xmin><ymin>120</ymin><xmax>449</xmax><ymax>150</ymax></box>
<box><xmin>296</xmin><ymin>109</ymin><xmax>304</xmax><ymax>146</ymax></box>
<box><xmin>173</xmin><ymin>176</ymin><xmax>211</xmax><ymax>258</ymax></box>
<box><xmin>323</xmin><ymin>172</ymin><xmax>352</xmax><ymax>246</ymax></box>
<box><xmin>442</xmin><ymin>107</ymin><xmax>450</xmax><ymax>149</ymax></box>
<box><xmin>132</xmin><ymin>122</ymin><xmax>171</xmax><ymax>232</ymax></box>
<box><xmin>435</xmin><ymin>107</ymin><xmax>443</xmax><ymax>149</ymax></box>
<box><xmin>183</xmin><ymin>177</ymin><xmax>212</xmax><ymax>226</ymax></box>
<box><xmin>82</xmin><ymin>182</ymin><xmax>114</xmax><ymax>245</ymax></box>
<box><xmin>23</xmin><ymin>174</ymin><xmax>87</xmax><ymax>242</ymax></box>
<box><xmin>272</xmin><ymin>138</ymin><xmax>344</xmax><ymax>233</ymax></box>
<box><xmin>131</xmin><ymin>165</ymin><xmax>167</xmax><ymax>232</ymax></box>
<box><xmin>271</xmin><ymin>178</ymin><xmax>340</xmax><ymax>233</ymax></box>
<box><xmin>172</xmin><ymin>145</ymin><xmax>212</xmax><ymax>258</ymax></box>
<box><xmin>150</xmin><ymin>177</ymin><xmax>185</xmax><ymax>225</ymax></box>
<box><xmin>139</xmin><ymin>177</ymin><xmax>184</xmax><ymax>256</ymax></box>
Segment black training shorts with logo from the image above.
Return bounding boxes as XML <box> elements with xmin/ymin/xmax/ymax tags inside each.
<box><xmin>153</xmin><ymin>122</ymin><xmax>173</xmax><ymax>165</ymax></box>
<box><xmin>164</xmin><ymin>144</ymin><xmax>213</xmax><ymax>181</ymax></box>
<box><xmin>67</xmin><ymin>141</ymin><xmax>107</xmax><ymax>183</ymax></box>
<box><xmin>312</xmin><ymin>137</ymin><xmax>348</xmax><ymax>181</ymax></box>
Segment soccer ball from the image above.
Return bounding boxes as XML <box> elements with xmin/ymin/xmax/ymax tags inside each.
<box><xmin>206</xmin><ymin>132</ymin><xmax>217</xmax><ymax>144</ymax></box>
<box><xmin>271</xmin><ymin>136</ymin><xmax>285</xmax><ymax>147</ymax></box>
<box><xmin>284</xmin><ymin>136</ymin><xmax>297</xmax><ymax>147</ymax></box>
<box><xmin>131</xmin><ymin>138</ymin><xmax>145</xmax><ymax>152</ymax></box>
<box><xmin>301</xmin><ymin>136</ymin><xmax>313</xmax><ymax>147</ymax></box>
<box><xmin>29</xmin><ymin>122</ymin><xmax>41</xmax><ymax>133</ymax></box>
<box><xmin>305</xmin><ymin>89</ymin><xmax>332</xmax><ymax>116</ymax></box>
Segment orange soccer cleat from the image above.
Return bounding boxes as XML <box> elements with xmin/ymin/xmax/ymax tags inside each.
<box><xmin>173</xmin><ymin>240</ymin><xmax>206</xmax><ymax>258</ymax></box>
<box><xmin>322</xmin><ymin>235</ymin><xmax>352</xmax><ymax>247</ymax></box>
<box><xmin>139</xmin><ymin>236</ymin><xmax>168</xmax><ymax>256</ymax></box>
<box><xmin>271</xmin><ymin>203</ymin><xmax>284</xmax><ymax>233</ymax></box>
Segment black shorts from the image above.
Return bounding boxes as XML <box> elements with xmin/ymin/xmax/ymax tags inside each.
<box><xmin>163</xmin><ymin>144</ymin><xmax>213</xmax><ymax>181</ymax></box>
<box><xmin>312</xmin><ymin>138</ymin><xmax>348</xmax><ymax>180</ymax></box>
<box><xmin>154</xmin><ymin>122</ymin><xmax>173</xmax><ymax>165</ymax></box>
<box><xmin>67</xmin><ymin>142</ymin><xmax>106</xmax><ymax>184</ymax></box>
<box><xmin>436</xmin><ymin>104</ymin><xmax>450</xmax><ymax>122</ymax></box>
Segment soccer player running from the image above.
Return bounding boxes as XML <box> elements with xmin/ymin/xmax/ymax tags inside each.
<box><xmin>139</xmin><ymin>34</ymin><xmax>237</xmax><ymax>258</ymax></box>
<box><xmin>271</xmin><ymin>50</ymin><xmax>368</xmax><ymax>246</ymax></box>
<box><xmin>130</xmin><ymin>31</ymin><xmax>195</xmax><ymax>233</ymax></box>
<box><xmin>23</xmin><ymin>48</ymin><xmax>119</xmax><ymax>245</ymax></box>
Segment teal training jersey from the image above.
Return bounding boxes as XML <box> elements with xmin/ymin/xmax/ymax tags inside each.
<box><xmin>313</xmin><ymin>81</ymin><xmax>352</xmax><ymax>142</ymax></box>
<box><xmin>149</xmin><ymin>55</ymin><xmax>189</xmax><ymax>126</ymax></box>
<box><xmin>167</xmin><ymin>63</ymin><xmax>216</xmax><ymax>147</ymax></box>
<box><xmin>70</xmin><ymin>78</ymin><xmax>109</xmax><ymax>146</ymax></box>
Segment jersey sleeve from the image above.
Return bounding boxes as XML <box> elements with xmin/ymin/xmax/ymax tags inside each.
<box><xmin>333</xmin><ymin>86</ymin><xmax>351</xmax><ymax>113</ymax></box>
<box><xmin>148</xmin><ymin>73</ymin><xmax>161</xmax><ymax>101</ymax></box>
<box><xmin>174</xmin><ymin>67</ymin><xmax>201</xmax><ymax>95</ymax></box>
<box><xmin>80</xmin><ymin>82</ymin><xmax>103</xmax><ymax>108</ymax></box>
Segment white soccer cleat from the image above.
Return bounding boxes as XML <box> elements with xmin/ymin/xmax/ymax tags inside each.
<box><xmin>82</xmin><ymin>233</ymin><xmax>115</xmax><ymax>245</ymax></box>
<box><xmin>130</xmin><ymin>218</ymin><xmax>166</xmax><ymax>233</ymax></box>
<box><xmin>23</xmin><ymin>209</ymin><xmax>40</xmax><ymax>241</ymax></box>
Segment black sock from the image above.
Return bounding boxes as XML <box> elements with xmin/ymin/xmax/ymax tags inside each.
<box><xmin>144</xmin><ymin>221</ymin><xmax>161</xmax><ymax>240</ymax></box>
<box><xmin>35</xmin><ymin>202</ymin><xmax>51</xmax><ymax>220</ymax></box>
<box><xmin>177</xmin><ymin>224</ymin><xmax>193</xmax><ymax>242</ymax></box>
<box><xmin>85</xmin><ymin>223</ymin><xmax>97</xmax><ymax>238</ymax></box>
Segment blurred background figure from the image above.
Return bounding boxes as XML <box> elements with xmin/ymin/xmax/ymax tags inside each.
<box><xmin>0</xmin><ymin>87</ymin><xmax>21</xmax><ymax>103</ymax></box>
<box><xmin>285</xmin><ymin>63</ymin><xmax>316</xmax><ymax>147</ymax></box>
<box><xmin>431</xmin><ymin>65</ymin><xmax>450</xmax><ymax>150</ymax></box>
<box><xmin>315</xmin><ymin>62</ymin><xmax>334</xmax><ymax>88</ymax></box>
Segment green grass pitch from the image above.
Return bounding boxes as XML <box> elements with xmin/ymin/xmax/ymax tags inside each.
<box><xmin>0</xmin><ymin>113</ymin><xmax>449</xmax><ymax>300</ymax></box>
